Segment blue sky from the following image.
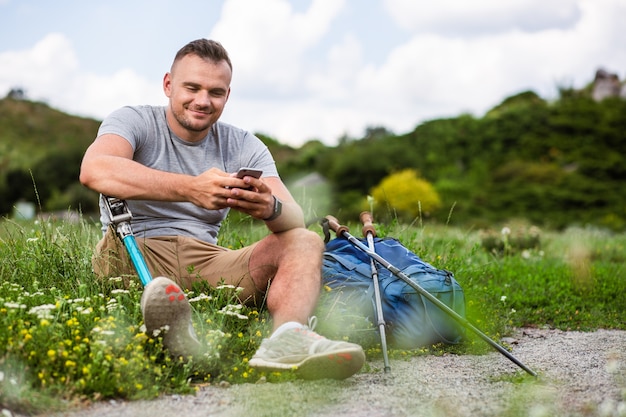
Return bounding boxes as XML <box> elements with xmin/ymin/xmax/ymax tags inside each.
<box><xmin>1</xmin><ymin>0</ymin><xmax>625</xmax><ymax>146</ymax></box>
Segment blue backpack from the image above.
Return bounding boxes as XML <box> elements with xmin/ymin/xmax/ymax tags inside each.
<box><xmin>322</xmin><ymin>237</ymin><xmax>466</xmax><ymax>349</ymax></box>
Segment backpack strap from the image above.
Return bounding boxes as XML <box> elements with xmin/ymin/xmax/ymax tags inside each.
<box><xmin>306</xmin><ymin>217</ymin><xmax>332</xmax><ymax>243</ymax></box>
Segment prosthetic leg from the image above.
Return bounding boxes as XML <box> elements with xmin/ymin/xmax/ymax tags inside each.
<box><xmin>103</xmin><ymin>196</ymin><xmax>202</xmax><ymax>358</ymax></box>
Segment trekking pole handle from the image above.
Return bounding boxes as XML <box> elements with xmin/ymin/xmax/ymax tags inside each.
<box><xmin>359</xmin><ymin>211</ymin><xmax>377</xmax><ymax>237</ymax></box>
<box><xmin>325</xmin><ymin>215</ymin><xmax>350</xmax><ymax>237</ymax></box>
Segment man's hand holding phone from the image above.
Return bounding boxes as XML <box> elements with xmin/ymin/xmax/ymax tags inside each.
<box><xmin>231</xmin><ymin>167</ymin><xmax>262</xmax><ymax>190</ymax></box>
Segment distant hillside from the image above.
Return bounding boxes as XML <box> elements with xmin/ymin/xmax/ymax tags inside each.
<box><xmin>0</xmin><ymin>97</ymin><xmax>100</xmax><ymax>172</ymax></box>
<box><xmin>0</xmin><ymin>97</ymin><xmax>101</xmax><ymax>214</ymax></box>
<box><xmin>2</xmin><ymin>70</ymin><xmax>625</xmax><ymax>231</ymax></box>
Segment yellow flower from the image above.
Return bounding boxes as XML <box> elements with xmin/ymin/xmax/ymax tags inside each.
<box><xmin>47</xmin><ymin>349</ymin><xmax>56</xmax><ymax>359</ymax></box>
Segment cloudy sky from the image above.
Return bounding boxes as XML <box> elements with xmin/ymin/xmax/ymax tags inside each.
<box><xmin>1</xmin><ymin>0</ymin><xmax>624</xmax><ymax>146</ymax></box>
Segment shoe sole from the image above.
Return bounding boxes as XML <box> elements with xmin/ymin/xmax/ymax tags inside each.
<box><xmin>141</xmin><ymin>276</ymin><xmax>202</xmax><ymax>358</ymax></box>
<box><xmin>249</xmin><ymin>347</ymin><xmax>366</xmax><ymax>380</ymax></box>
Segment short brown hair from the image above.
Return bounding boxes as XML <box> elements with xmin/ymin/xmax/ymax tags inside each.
<box><xmin>172</xmin><ymin>39</ymin><xmax>232</xmax><ymax>71</ymax></box>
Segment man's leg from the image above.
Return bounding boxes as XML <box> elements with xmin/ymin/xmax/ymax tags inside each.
<box><xmin>247</xmin><ymin>228</ymin><xmax>324</xmax><ymax>331</ymax></box>
<box><xmin>246</xmin><ymin>228</ymin><xmax>365</xmax><ymax>380</ymax></box>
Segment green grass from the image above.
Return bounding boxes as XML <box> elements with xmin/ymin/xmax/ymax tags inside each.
<box><xmin>1</xmin><ymin>215</ymin><xmax>625</xmax><ymax>414</ymax></box>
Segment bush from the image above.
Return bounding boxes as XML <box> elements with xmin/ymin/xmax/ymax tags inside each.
<box><xmin>369</xmin><ymin>169</ymin><xmax>442</xmax><ymax>221</ymax></box>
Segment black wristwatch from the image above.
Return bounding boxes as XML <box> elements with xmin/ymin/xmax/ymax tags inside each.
<box><xmin>264</xmin><ymin>195</ymin><xmax>282</xmax><ymax>221</ymax></box>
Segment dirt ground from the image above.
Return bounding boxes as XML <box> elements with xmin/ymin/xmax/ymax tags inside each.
<box><xmin>8</xmin><ymin>328</ymin><xmax>626</xmax><ymax>417</ymax></box>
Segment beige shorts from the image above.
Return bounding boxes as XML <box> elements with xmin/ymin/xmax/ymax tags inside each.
<box><xmin>93</xmin><ymin>226</ymin><xmax>261</xmax><ymax>303</ymax></box>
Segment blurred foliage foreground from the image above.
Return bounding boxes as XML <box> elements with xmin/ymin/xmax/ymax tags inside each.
<box><xmin>0</xmin><ymin>216</ymin><xmax>625</xmax><ymax>414</ymax></box>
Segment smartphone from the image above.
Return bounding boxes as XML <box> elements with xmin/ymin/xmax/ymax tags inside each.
<box><xmin>230</xmin><ymin>167</ymin><xmax>262</xmax><ymax>190</ymax></box>
<box><xmin>235</xmin><ymin>167</ymin><xmax>263</xmax><ymax>179</ymax></box>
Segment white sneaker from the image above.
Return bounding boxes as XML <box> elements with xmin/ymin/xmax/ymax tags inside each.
<box><xmin>249</xmin><ymin>325</ymin><xmax>365</xmax><ymax>380</ymax></box>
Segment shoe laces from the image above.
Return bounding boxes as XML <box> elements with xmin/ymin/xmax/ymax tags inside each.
<box><xmin>307</xmin><ymin>316</ymin><xmax>318</xmax><ymax>332</ymax></box>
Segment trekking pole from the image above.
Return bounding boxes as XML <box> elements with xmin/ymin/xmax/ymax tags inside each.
<box><xmin>360</xmin><ymin>212</ymin><xmax>391</xmax><ymax>373</ymax></box>
<box><xmin>325</xmin><ymin>215</ymin><xmax>538</xmax><ymax>377</ymax></box>
<box><xmin>103</xmin><ymin>196</ymin><xmax>153</xmax><ymax>286</ymax></box>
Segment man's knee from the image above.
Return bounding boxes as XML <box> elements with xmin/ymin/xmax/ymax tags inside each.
<box><xmin>280</xmin><ymin>228</ymin><xmax>325</xmax><ymax>252</ymax></box>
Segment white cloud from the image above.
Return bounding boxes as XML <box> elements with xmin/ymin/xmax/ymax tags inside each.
<box><xmin>0</xmin><ymin>33</ymin><xmax>163</xmax><ymax>120</ymax></box>
<box><xmin>211</xmin><ymin>0</ymin><xmax>346</xmax><ymax>96</ymax></box>
<box><xmin>350</xmin><ymin>0</ymin><xmax>626</xmax><ymax>128</ymax></box>
<box><xmin>0</xmin><ymin>33</ymin><xmax>78</xmax><ymax>101</ymax></box>
<box><xmin>383</xmin><ymin>0</ymin><xmax>582</xmax><ymax>35</ymax></box>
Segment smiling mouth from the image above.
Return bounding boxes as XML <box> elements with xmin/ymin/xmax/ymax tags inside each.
<box><xmin>189</xmin><ymin>108</ymin><xmax>210</xmax><ymax>117</ymax></box>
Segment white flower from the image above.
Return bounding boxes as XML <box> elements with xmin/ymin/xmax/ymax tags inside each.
<box><xmin>4</xmin><ymin>302</ymin><xmax>27</xmax><ymax>310</ymax></box>
<box><xmin>501</xmin><ymin>227</ymin><xmax>511</xmax><ymax>236</ymax></box>
<box><xmin>28</xmin><ymin>304</ymin><xmax>56</xmax><ymax>318</ymax></box>
<box><xmin>189</xmin><ymin>294</ymin><xmax>213</xmax><ymax>303</ymax></box>
<box><xmin>216</xmin><ymin>284</ymin><xmax>236</xmax><ymax>290</ymax></box>
<box><xmin>77</xmin><ymin>306</ymin><xmax>93</xmax><ymax>315</ymax></box>
<box><xmin>218</xmin><ymin>304</ymin><xmax>248</xmax><ymax>320</ymax></box>
<box><xmin>500</xmin><ymin>295</ymin><xmax>507</xmax><ymax>303</ymax></box>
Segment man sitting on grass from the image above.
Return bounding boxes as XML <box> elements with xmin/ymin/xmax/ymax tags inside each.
<box><xmin>79</xmin><ymin>38</ymin><xmax>365</xmax><ymax>380</ymax></box>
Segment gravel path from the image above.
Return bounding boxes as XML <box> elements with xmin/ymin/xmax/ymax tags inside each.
<box><xmin>28</xmin><ymin>328</ymin><xmax>626</xmax><ymax>417</ymax></box>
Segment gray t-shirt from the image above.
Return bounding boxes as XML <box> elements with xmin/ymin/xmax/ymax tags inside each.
<box><xmin>96</xmin><ymin>105</ymin><xmax>279</xmax><ymax>244</ymax></box>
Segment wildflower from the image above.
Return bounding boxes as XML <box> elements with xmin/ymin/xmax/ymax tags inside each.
<box><xmin>218</xmin><ymin>304</ymin><xmax>248</xmax><ymax>320</ymax></box>
<box><xmin>500</xmin><ymin>295</ymin><xmax>507</xmax><ymax>303</ymax></box>
<box><xmin>501</xmin><ymin>227</ymin><xmax>511</xmax><ymax>236</ymax></box>
<box><xmin>216</xmin><ymin>284</ymin><xmax>237</xmax><ymax>290</ymax></box>
<box><xmin>4</xmin><ymin>302</ymin><xmax>27</xmax><ymax>310</ymax></box>
<box><xmin>189</xmin><ymin>293</ymin><xmax>213</xmax><ymax>303</ymax></box>
<box><xmin>77</xmin><ymin>306</ymin><xmax>93</xmax><ymax>315</ymax></box>
<box><xmin>20</xmin><ymin>329</ymin><xmax>33</xmax><ymax>342</ymax></box>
